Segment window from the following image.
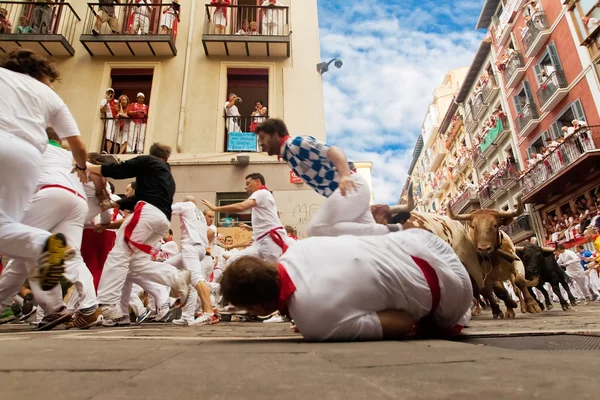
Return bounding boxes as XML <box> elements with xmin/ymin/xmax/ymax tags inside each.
<box><xmin>500</xmin><ymin>202</ymin><xmax>510</xmax><ymax>212</ymax></box>
<box><xmin>533</xmin><ymin>43</ymin><xmax>563</xmax><ymax>85</ymax></box>
<box><xmin>224</xmin><ymin>68</ymin><xmax>269</xmax><ymax>152</ymax></box>
<box><xmin>526</xmin><ymin>130</ymin><xmax>550</xmax><ymax>159</ymax></box>
<box><xmin>101</xmin><ymin>68</ymin><xmax>154</xmax><ymax>154</ymax></box>
<box><xmin>215</xmin><ymin>192</ymin><xmax>251</xmax><ymax>228</ymax></box>
<box><xmin>548</xmin><ymin>99</ymin><xmax>587</xmax><ymax>138</ymax></box>
<box><xmin>513</xmin><ymin>80</ymin><xmax>535</xmax><ymax>112</ymax></box>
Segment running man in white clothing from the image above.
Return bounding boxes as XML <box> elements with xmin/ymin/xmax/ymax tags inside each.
<box><xmin>167</xmin><ymin>196</ymin><xmax>219</xmax><ymax>326</ymax></box>
<box><xmin>0</xmin><ymin>49</ymin><xmax>89</xmax><ymax>295</ymax></box>
<box><xmin>202</xmin><ymin>173</ymin><xmax>288</xmax><ymax>264</ymax></box>
<box><xmin>255</xmin><ymin>119</ymin><xmax>398</xmax><ymax>237</ymax></box>
<box><xmin>220</xmin><ymin>229</ymin><xmax>473</xmax><ymax>342</ymax></box>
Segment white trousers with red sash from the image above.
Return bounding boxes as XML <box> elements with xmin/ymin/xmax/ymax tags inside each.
<box><xmin>0</xmin><ymin>186</ymin><xmax>98</xmax><ymax>314</ymax></box>
<box><xmin>97</xmin><ymin>201</ymin><xmax>180</xmax><ymax>314</ymax></box>
<box><xmin>226</xmin><ymin>227</ymin><xmax>289</xmax><ymax>266</ymax></box>
<box><xmin>308</xmin><ymin>173</ymin><xmax>390</xmax><ymax>238</ymax></box>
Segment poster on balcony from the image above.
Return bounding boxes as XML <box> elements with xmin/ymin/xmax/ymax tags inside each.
<box><xmin>228</xmin><ymin>132</ymin><xmax>258</xmax><ymax>152</ymax></box>
<box><xmin>290</xmin><ymin>170</ymin><xmax>303</xmax><ymax>184</ymax></box>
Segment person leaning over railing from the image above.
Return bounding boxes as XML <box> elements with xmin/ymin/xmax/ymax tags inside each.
<box><xmin>93</xmin><ymin>0</ymin><xmax>120</xmax><ymax>35</ymax></box>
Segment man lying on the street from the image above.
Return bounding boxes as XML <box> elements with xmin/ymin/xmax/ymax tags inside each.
<box><xmin>219</xmin><ymin>229</ymin><xmax>473</xmax><ymax>341</ymax></box>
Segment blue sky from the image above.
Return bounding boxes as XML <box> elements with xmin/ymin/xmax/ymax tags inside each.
<box><xmin>317</xmin><ymin>0</ymin><xmax>486</xmax><ymax>204</ymax></box>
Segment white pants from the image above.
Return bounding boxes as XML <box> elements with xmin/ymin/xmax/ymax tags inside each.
<box><xmin>227</xmin><ymin>230</ymin><xmax>288</xmax><ymax>266</ymax></box>
<box><xmin>0</xmin><ymin>187</ymin><xmax>97</xmax><ymax>313</ymax></box>
<box><xmin>308</xmin><ymin>174</ymin><xmax>389</xmax><ymax>237</ymax></box>
<box><xmin>165</xmin><ymin>243</ymin><xmax>208</xmax><ymax>286</ymax></box>
<box><xmin>127</xmin><ymin>122</ymin><xmax>146</xmax><ymax>154</ymax></box>
<box><xmin>567</xmin><ymin>271</ymin><xmax>594</xmax><ymax>299</ymax></box>
<box><xmin>120</xmin><ymin>274</ymin><xmax>169</xmax><ymax>316</ymax></box>
<box><xmin>97</xmin><ymin>202</ymin><xmax>179</xmax><ymax>316</ymax></box>
<box><xmin>0</xmin><ymin>133</ymin><xmax>49</xmax><ymax>261</ymax></box>
<box><xmin>132</xmin><ymin>13</ymin><xmax>150</xmax><ymax>34</ymax></box>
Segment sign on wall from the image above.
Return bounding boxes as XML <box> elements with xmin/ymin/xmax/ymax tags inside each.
<box><xmin>290</xmin><ymin>170</ymin><xmax>303</xmax><ymax>184</ymax></box>
<box><xmin>227</xmin><ymin>132</ymin><xmax>258</xmax><ymax>152</ymax></box>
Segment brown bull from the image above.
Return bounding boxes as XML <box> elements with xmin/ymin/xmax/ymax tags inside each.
<box><xmin>446</xmin><ymin>198</ymin><xmax>541</xmax><ymax>318</ymax></box>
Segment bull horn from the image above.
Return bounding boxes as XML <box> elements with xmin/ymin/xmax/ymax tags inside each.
<box><xmin>514</xmin><ymin>246</ymin><xmax>525</xmax><ymax>252</ymax></box>
<box><xmin>446</xmin><ymin>201</ymin><xmax>472</xmax><ymax>221</ymax></box>
<box><xmin>542</xmin><ymin>246</ymin><xmax>556</xmax><ymax>253</ymax></box>
<box><xmin>498</xmin><ymin>196</ymin><xmax>524</xmax><ymax>218</ymax></box>
<box><xmin>389</xmin><ymin>181</ymin><xmax>414</xmax><ymax>214</ymax></box>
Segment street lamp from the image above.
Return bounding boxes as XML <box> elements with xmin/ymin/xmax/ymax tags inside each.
<box><xmin>316</xmin><ymin>58</ymin><xmax>343</xmax><ymax>75</ymax></box>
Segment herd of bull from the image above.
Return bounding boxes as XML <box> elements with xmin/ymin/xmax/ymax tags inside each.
<box><xmin>371</xmin><ymin>182</ymin><xmax>580</xmax><ymax>320</ymax></box>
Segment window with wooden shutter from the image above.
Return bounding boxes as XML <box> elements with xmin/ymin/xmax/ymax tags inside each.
<box><xmin>547</xmin><ymin>43</ymin><xmax>563</xmax><ymax>71</ymax></box>
<box><xmin>572</xmin><ymin>99</ymin><xmax>586</xmax><ymax>122</ymax></box>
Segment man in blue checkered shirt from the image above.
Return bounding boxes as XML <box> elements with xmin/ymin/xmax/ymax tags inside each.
<box><xmin>255</xmin><ymin>119</ymin><xmax>399</xmax><ymax>237</ymax></box>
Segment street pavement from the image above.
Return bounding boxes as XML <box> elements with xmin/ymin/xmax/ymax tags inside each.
<box><xmin>1</xmin><ymin>303</ymin><xmax>600</xmax><ymax>400</ymax></box>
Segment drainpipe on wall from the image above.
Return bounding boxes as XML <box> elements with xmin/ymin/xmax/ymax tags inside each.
<box><xmin>176</xmin><ymin>0</ymin><xmax>196</xmax><ymax>153</ymax></box>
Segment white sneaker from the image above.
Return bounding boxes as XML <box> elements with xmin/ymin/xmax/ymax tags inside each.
<box><xmin>155</xmin><ymin>302</ymin><xmax>171</xmax><ymax>322</ymax></box>
<box><xmin>172</xmin><ymin>318</ymin><xmax>191</xmax><ymax>326</ymax></box>
<box><xmin>102</xmin><ymin>315</ymin><xmax>130</xmax><ymax>327</ymax></box>
<box><xmin>100</xmin><ymin>305</ymin><xmax>123</xmax><ymax>327</ymax></box>
<box><xmin>263</xmin><ymin>314</ymin><xmax>285</xmax><ymax>323</ymax></box>
<box><xmin>189</xmin><ymin>313</ymin><xmax>219</xmax><ymax>326</ymax></box>
<box><xmin>174</xmin><ymin>270</ymin><xmax>191</xmax><ymax>308</ymax></box>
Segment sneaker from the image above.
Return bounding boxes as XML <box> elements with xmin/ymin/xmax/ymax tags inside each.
<box><xmin>72</xmin><ymin>308</ymin><xmax>103</xmax><ymax>329</ymax></box>
<box><xmin>172</xmin><ymin>318</ymin><xmax>191</xmax><ymax>326</ymax></box>
<box><xmin>20</xmin><ymin>305</ymin><xmax>38</xmax><ymax>322</ymax></box>
<box><xmin>92</xmin><ymin>28</ymin><xmax>99</xmax><ymax>36</ymax></box>
<box><xmin>263</xmin><ymin>314</ymin><xmax>285</xmax><ymax>324</ymax></box>
<box><xmin>173</xmin><ymin>270</ymin><xmax>191</xmax><ymax>308</ymax></box>
<box><xmin>189</xmin><ymin>313</ymin><xmax>219</xmax><ymax>326</ymax></box>
<box><xmin>102</xmin><ymin>315</ymin><xmax>131</xmax><ymax>327</ymax></box>
<box><xmin>35</xmin><ymin>306</ymin><xmax>72</xmax><ymax>331</ymax></box>
<box><xmin>135</xmin><ymin>307</ymin><xmax>152</xmax><ymax>325</ymax></box>
<box><xmin>21</xmin><ymin>293</ymin><xmax>35</xmax><ymax>317</ymax></box>
<box><xmin>153</xmin><ymin>302</ymin><xmax>171</xmax><ymax>322</ymax></box>
<box><xmin>37</xmin><ymin>233</ymin><xmax>75</xmax><ymax>291</ymax></box>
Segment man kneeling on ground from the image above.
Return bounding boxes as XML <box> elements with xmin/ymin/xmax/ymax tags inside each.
<box><xmin>219</xmin><ymin>229</ymin><xmax>473</xmax><ymax>341</ymax></box>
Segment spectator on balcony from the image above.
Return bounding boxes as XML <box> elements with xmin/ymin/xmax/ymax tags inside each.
<box><xmin>581</xmin><ymin>16</ymin><xmax>600</xmax><ymax>33</ymax></box>
<box><xmin>225</xmin><ymin>93</ymin><xmax>242</xmax><ymax>133</ymax></box>
<box><xmin>248</xmin><ymin>21</ymin><xmax>259</xmax><ymax>35</ymax></box>
<box><xmin>491</xmin><ymin>161</ymin><xmax>500</xmax><ymax>176</ymax></box>
<box><xmin>17</xmin><ymin>16</ymin><xmax>33</xmax><ymax>34</ymax></box>
<box><xmin>116</xmin><ymin>94</ymin><xmax>131</xmax><ymax>154</ymax></box>
<box><xmin>0</xmin><ymin>8</ymin><xmax>12</xmax><ymax>34</ymax></box>
<box><xmin>249</xmin><ymin>100</ymin><xmax>268</xmax><ymax>132</ymax></box>
<box><xmin>545</xmin><ymin>137</ymin><xmax>560</xmax><ymax>152</ymax></box>
<box><xmin>129</xmin><ymin>0</ymin><xmax>153</xmax><ymax>35</ymax></box>
<box><xmin>127</xmin><ymin>92</ymin><xmax>148</xmax><ymax>154</ymax></box>
<box><xmin>160</xmin><ymin>0</ymin><xmax>180</xmax><ymax>36</ymax></box>
<box><xmin>211</xmin><ymin>0</ymin><xmax>230</xmax><ymax>35</ymax></box>
<box><xmin>100</xmin><ymin>88</ymin><xmax>119</xmax><ymax>154</ymax></box>
<box><xmin>236</xmin><ymin>20</ymin><xmax>249</xmax><ymax>35</ymax></box>
<box><xmin>261</xmin><ymin>0</ymin><xmax>284</xmax><ymax>35</ymax></box>
<box><xmin>93</xmin><ymin>0</ymin><xmax>120</xmax><ymax>36</ymax></box>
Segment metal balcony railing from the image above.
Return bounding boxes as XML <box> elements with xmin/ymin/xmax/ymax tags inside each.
<box><xmin>472</xmin><ymin>91</ymin><xmax>487</xmax><ymax>117</ymax></box>
<box><xmin>82</xmin><ymin>2</ymin><xmax>179</xmax><ymax>38</ymax></box>
<box><xmin>450</xmin><ymin>188</ymin><xmax>479</xmax><ymax>215</ymax></box>
<box><xmin>478</xmin><ymin>164</ymin><xmax>520</xmax><ymax>203</ymax></box>
<box><xmin>501</xmin><ymin>214</ymin><xmax>534</xmax><ymax>239</ymax></box>
<box><xmin>522</xmin><ymin>12</ymin><xmax>550</xmax><ymax>54</ymax></box>
<box><xmin>204</xmin><ymin>4</ymin><xmax>289</xmax><ymax>36</ymax></box>
<box><xmin>0</xmin><ymin>1</ymin><xmax>79</xmax><ymax>42</ymax></box>
<box><xmin>514</xmin><ymin>102</ymin><xmax>539</xmax><ymax>133</ymax></box>
<box><xmin>101</xmin><ymin>116</ymin><xmax>147</xmax><ymax>155</ymax></box>
<box><xmin>502</xmin><ymin>51</ymin><xmax>525</xmax><ymax>83</ymax></box>
<box><xmin>520</xmin><ymin>127</ymin><xmax>598</xmax><ymax>195</ymax></box>
<box><xmin>536</xmin><ymin>70</ymin><xmax>568</xmax><ymax>107</ymax></box>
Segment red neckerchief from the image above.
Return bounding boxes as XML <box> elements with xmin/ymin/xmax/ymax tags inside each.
<box><xmin>257</xmin><ymin>185</ymin><xmax>269</xmax><ymax>191</ymax></box>
<box><xmin>278</xmin><ymin>135</ymin><xmax>291</xmax><ymax>161</ymax></box>
<box><xmin>288</xmin><ymin>234</ymin><xmax>298</xmax><ymax>241</ymax></box>
<box><xmin>277</xmin><ymin>263</ymin><xmax>296</xmax><ymax>316</ymax></box>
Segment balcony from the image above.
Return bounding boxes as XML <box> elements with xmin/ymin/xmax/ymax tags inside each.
<box><xmin>502</xmin><ymin>51</ymin><xmax>526</xmax><ymax>88</ymax></box>
<box><xmin>440</xmin><ymin>174</ymin><xmax>450</xmax><ymax>191</ymax></box>
<box><xmin>522</xmin><ymin>12</ymin><xmax>551</xmax><ymax>59</ymax></box>
<box><xmin>100</xmin><ymin>116</ymin><xmax>148</xmax><ymax>155</ymax></box>
<box><xmin>464</xmin><ymin>109</ymin><xmax>478</xmax><ymax>133</ymax></box>
<box><xmin>536</xmin><ymin>70</ymin><xmax>569</xmax><ymax>113</ymax></box>
<box><xmin>514</xmin><ymin>102</ymin><xmax>540</xmax><ymax>137</ymax></box>
<box><xmin>501</xmin><ymin>214</ymin><xmax>535</xmax><ymax>244</ymax></box>
<box><xmin>473</xmin><ymin>145</ymin><xmax>485</xmax><ymax>168</ymax></box>
<box><xmin>80</xmin><ymin>3</ymin><xmax>177</xmax><ymax>57</ymax></box>
<box><xmin>482</xmin><ymin>76</ymin><xmax>499</xmax><ymax>103</ymax></box>
<box><xmin>202</xmin><ymin>4</ymin><xmax>290</xmax><ymax>57</ymax></box>
<box><xmin>481</xmin><ymin>120</ymin><xmax>510</xmax><ymax>159</ymax></box>
<box><xmin>521</xmin><ymin>127</ymin><xmax>600</xmax><ymax>203</ymax></box>
<box><xmin>224</xmin><ymin>115</ymin><xmax>263</xmax><ymax>152</ymax></box>
<box><xmin>0</xmin><ymin>1</ymin><xmax>80</xmax><ymax>56</ymax></box>
<box><xmin>472</xmin><ymin>92</ymin><xmax>489</xmax><ymax>120</ymax></box>
<box><xmin>457</xmin><ymin>155</ymin><xmax>471</xmax><ymax>174</ymax></box>
<box><xmin>451</xmin><ymin>188</ymin><xmax>480</xmax><ymax>215</ymax></box>
<box><xmin>478</xmin><ymin>164</ymin><xmax>520</xmax><ymax>205</ymax></box>
<box><xmin>428</xmin><ymin>148</ymin><xmax>446</xmax><ymax>172</ymax></box>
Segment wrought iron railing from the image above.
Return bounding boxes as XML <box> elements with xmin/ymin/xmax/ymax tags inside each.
<box><xmin>451</xmin><ymin>188</ymin><xmax>479</xmax><ymax>214</ymax></box>
<box><xmin>536</xmin><ymin>70</ymin><xmax>568</xmax><ymax>107</ymax></box>
<box><xmin>472</xmin><ymin>91</ymin><xmax>487</xmax><ymax>117</ymax></box>
<box><xmin>478</xmin><ymin>164</ymin><xmax>520</xmax><ymax>202</ymax></box>
<box><xmin>502</xmin><ymin>51</ymin><xmax>525</xmax><ymax>83</ymax></box>
<box><xmin>0</xmin><ymin>1</ymin><xmax>80</xmax><ymax>43</ymax></box>
<box><xmin>501</xmin><ymin>214</ymin><xmax>534</xmax><ymax>238</ymax></box>
<box><xmin>203</xmin><ymin>4</ymin><xmax>289</xmax><ymax>36</ymax></box>
<box><xmin>522</xmin><ymin>12</ymin><xmax>550</xmax><ymax>54</ymax></box>
<box><xmin>101</xmin><ymin>116</ymin><xmax>147</xmax><ymax>155</ymax></box>
<box><xmin>520</xmin><ymin>127</ymin><xmax>598</xmax><ymax>195</ymax></box>
<box><xmin>514</xmin><ymin>102</ymin><xmax>539</xmax><ymax>133</ymax></box>
<box><xmin>83</xmin><ymin>2</ymin><xmax>179</xmax><ymax>39</ymax></box>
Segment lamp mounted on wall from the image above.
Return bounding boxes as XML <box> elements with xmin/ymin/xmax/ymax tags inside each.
<box><xmin>316</xmin><ymin>58</ymin><xmax>343</xmax><ymax>75</ymax></box>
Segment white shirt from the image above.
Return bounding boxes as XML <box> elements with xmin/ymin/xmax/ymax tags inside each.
<box><xmin>557</xmin><ymin>250</ymin><xmax>585</xmax><ymax>274</ymax></box>
<box><xmin>261</xmin><ymin>0</ymin><xmax>283</xmax><ymax>23</ymax></box>
<box><xmin>171</xmin><ymin>201</ymin><xmax>209</xmax><ymax>248</ymax></box>
<box><xmin>37</xmin><ymin>143</ymin><xmax>85</xmax><ymax>198</ymax></box>
<box><xmin>0</xmin><ymin>68</ymin><xmax>80</xmax><ymax>153</ymax></box>
<box><xmin>208</xmin><ymin>224</ymin><xmax>218</xmax><ymax>252</ymax></box>
<box><xmin>100</xmin><ymin>98</ymin><xmax>117</xmax><ymax>119</ymax></box>
<box><xmin>224</xmin><ymin>102</ymin><xmax>240</xmax><ymax>117</ymax></box>
<box><xmin>282</xmin><ymin>230</ymin><xmax>471</xmax><ymax>341</ymax></box>
<box><xmin>249</xmin><ymin>189</ymin><xmax>282</xmax><ymax>240</ymax></box>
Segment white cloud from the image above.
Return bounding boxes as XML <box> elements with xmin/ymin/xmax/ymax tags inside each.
<box><xmin>318</xmin><ymin>0</ymin><xmax>485</xmax><ymax>204</ymax></box>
